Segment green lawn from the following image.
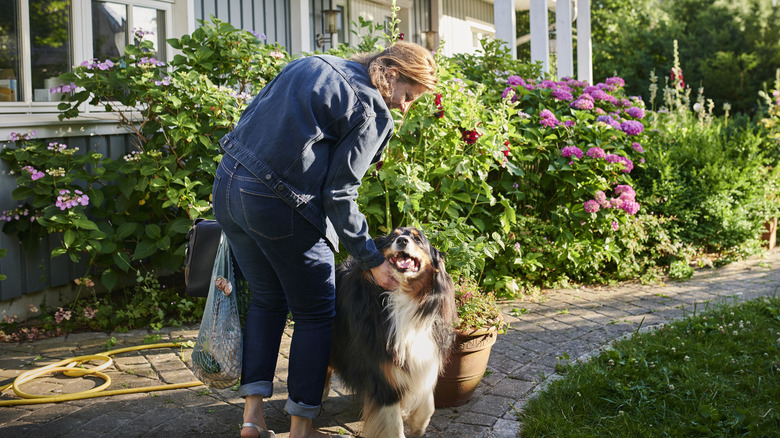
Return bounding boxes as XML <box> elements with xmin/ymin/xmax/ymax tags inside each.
<box><xmin>519</xmin><ymin>296</ymin><xmax>780</xmax><ymax>437</ymax></box>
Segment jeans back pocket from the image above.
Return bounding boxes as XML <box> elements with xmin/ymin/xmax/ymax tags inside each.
<box><xmin>239</xmin><ymin>185</ymin><xmax>294</xmax><ymax>240</ymax></box>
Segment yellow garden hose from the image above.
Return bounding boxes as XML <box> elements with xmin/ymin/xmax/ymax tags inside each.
<box><xmin>0</xmin><ymin>342</ymin><xmax>204</xmax><ymax>407</ymax></box>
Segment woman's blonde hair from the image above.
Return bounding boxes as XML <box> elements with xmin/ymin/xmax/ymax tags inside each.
<box><xmin>353</xmin><ymin>41</ymin><xmax>437</xmax><ymax>99</ymax></box>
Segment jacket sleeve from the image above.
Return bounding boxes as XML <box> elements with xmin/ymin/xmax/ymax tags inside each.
<box><xmin>322</xmin><ymin>113</ymin><xmax>393</xmax><ymax>271</ymax></box>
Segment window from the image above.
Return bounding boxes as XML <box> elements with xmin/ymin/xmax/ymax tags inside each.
<box><xmin>92</xmin><ymin>1</ymin><xmax>166</xmax><ymax>61</ymax></box>
<box><xmin>0</xmin><ymin>0</ymin><xmax>170</xmax><ymax>112</ymax></box>
<box><xmin>0</xmin><ymin>0</ymin><xmax>73</xmax><ymax>103</ymax></box>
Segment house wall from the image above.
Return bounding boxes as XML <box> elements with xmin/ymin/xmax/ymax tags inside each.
<box><xmin>193</xmin><ymin>0</ymin><xmax>292</xmax><ymax>49</ymax></box>
<box><xmin>439</xmin><ymin>0</ymin><xmax>494</xmax><ymax>57</ymax></box>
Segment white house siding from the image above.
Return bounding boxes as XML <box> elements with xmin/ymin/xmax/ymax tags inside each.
<box><xmin>194</xmin><ymin>0</ymin><xmax>291</xmax><ymax>49</ymax></box>
<box><xmin>440</xmin><ymin>0</ymin><xmax>494</xmax><ymax>57</ymax></box>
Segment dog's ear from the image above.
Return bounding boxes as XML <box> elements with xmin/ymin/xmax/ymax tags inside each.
<box><xmin>373</xmin><ymin>233</ymin><xmax>390</xmax><ymax>250</ymax></box>
<box><xmin>430</xmin><ymin>246</ymin><xmax>457</xmax><ymax>323</ymax></box>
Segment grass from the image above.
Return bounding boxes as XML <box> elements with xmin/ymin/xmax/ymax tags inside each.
<box><xmin>519</xmin><ymin>296</ymin><xmax>780</xmax><ymax>437</ymax></box>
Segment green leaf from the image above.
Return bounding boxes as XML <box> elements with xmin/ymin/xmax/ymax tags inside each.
<box><xmin>169</xmin><ymin>95</ymin><xmax>182</xmax><ymax>108</ymax></box>
<box><xmin>168</xmin><ymin>217</ymin><xmax>194</xmax><ymax>234</ymax></box>
<box><xmin>101</xmin><ymin>269</ymin><xmax>118</xmax><ymax>291</ymax></box>
<box><xmin>12</xmin><ymin>186</ymin><xmax>35</xmax><ymax>200</ymax></box>
<box><xmin>63</xmin><ymin>229</ymin><xmax>76</xmax><ymax>247</ymax></box>
<box><xmin>72</xmin><ymin>217</ymin><xmax>99</xmax><ymax>231</ymax></box>
<box><xmin>116</xmin><ymin>222</ymin><xmax>138</xmax><ymax>239</ymax></box>
<box><xmin>145</xmin><ymin>223</ymin><xmax>162</xmax><ymax>239</ymax></box>
<box><xmin>132</xmin><ymin>239</ymin><xmax>157</xmax><ymax>260</ymax></box>
<box><xmin>113</xmin><ymin>252</ymin><xmax>132</xmax><ymax>272</ymax></box>
<box><xmin>89</xmin><ymin>188</ymin><xmax>105</xmax><ymax>207</ymax></box>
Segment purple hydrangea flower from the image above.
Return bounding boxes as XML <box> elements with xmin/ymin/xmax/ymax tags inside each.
<box><xmin>552</xmin><ymin>88</ymin><xmax>574</xmax><ymax>101</ymax></box>
<box><xmin>540</xmin><ymin>118</ymin><xmax>560</xmax><ymax>128</ymax></box>
<box><xmin>605</xmin><ymin>154</ymin><xmax>622</xmax><ymax>164</ymax></box>
<box><xmin>632</xmin><ymin>142</ymin><xmax>644</xmax><ymax>153</ymax></box>
<box><xmin>620</xmin><ymin>120</ymin><xmax>645</xmax><ymax>135</ymax></box>
<box><xmin>507</xmin><ymin>75</ymin><xmax>525</xmax><ymax>86</ymax></box>
<box><xmin>584</xmin><ymin>200</ymin><xmax>601</xmax><ymax>213</ymax></box>
<box><xmin>564</xmin><ymin>120</ymin><xmax>576</xmax><ymax>128</ymax></box>
<box><xmin>612</xmin><ymin>221</ymin><xmax>619</xmax><ymax>231</ymax></box>
<box><xmin>595</xmin><ymin>190</ymin><xmax>607</xmax><ymax>202</ymax></box>
<box><xmin>540</xmin><ymin>109</ymin><xmax>555</xmax><ymax>119</ymax></box>
<box><xmin>570</xmin><ymin>98</ymin><xmax>594</xmax><ymax>110</ymax></box>
<box><xmin>605</xmin><ymin>77</ymin><xmax>626</xmax><ymax>87</ymax></box>
<box><xmin>561</xmin><ymin>146</ymin><xmax>583</xmax><ymax>159</ymax></box>
<box><xmin>626</xmin><ymin>107</ymin><xmax>646</xmax><ymax>119</ymax></box>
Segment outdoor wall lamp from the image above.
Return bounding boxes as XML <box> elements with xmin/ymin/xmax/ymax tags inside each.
<box><xmin>422</xmin><ymin>30</ymin><xmax>438</xmax><ymax>51</ymax></box>
<box><xmin>316</xmin><ymin>9</ymin><xmax>339</xmax><ymax>48</ymax></box>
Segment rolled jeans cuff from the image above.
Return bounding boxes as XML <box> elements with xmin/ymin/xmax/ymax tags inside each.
<box><xmin>285</xmin><ymin>397</ymin><xmax>321</xmax><ymax>419</ymax></box>
<box><xmin>238</xmin><ymin>381</ymin><xmax>273</xmax><ymax>398</ymax></box>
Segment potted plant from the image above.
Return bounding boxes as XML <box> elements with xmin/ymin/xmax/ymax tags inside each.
<box><xmin>434</xmin><ymin>277</ymin><xmax>507</xmax><ymax>408</ymax></box>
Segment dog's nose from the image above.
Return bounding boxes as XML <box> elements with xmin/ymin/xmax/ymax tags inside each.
<box><xmin>396</xmin><ymin>236</ymin><xmax>408</xmax><ymax>247</ymax></box>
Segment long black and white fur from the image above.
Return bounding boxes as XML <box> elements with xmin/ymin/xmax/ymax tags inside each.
<box><xmin>327</xmin><ymin>227</ymin><xmax>457</xmax><ymax>437</ymax></box>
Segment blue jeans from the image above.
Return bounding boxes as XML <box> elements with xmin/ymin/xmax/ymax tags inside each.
<box><xmin>212</xmin><ymin>154</ymin><xmax>336</xmax><ymax>420</ymax></box>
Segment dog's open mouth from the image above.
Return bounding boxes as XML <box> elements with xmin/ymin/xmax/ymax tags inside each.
<box><xmin>387</xmin><ymin>252</ymin><xmax>420</xmax><ymax>273</ymax></box>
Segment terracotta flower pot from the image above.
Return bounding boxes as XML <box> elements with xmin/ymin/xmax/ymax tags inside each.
<box><xmin>434</xmin><ymin>326</ymin><xmax>498</xmax><ymax>408</ymax></box>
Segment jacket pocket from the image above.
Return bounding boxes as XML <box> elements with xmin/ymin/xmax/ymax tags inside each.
<box><xmin>239</xmin><ymin>186</ymin><xmax>294</xmax><ymax>240</ymax></box>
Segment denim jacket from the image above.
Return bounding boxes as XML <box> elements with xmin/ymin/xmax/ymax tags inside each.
<box><xmin>219</xmin><ymin>55</ymin><xmax>393</xmax><ymax>271</ymax></box>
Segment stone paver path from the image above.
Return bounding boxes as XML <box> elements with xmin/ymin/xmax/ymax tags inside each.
<box><xmin>1</xmin><ymin>249</ymin><xmax>779</xmax><ymax>437</ymax></box>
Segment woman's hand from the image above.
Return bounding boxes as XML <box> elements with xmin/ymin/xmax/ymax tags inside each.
<box><xmin>370</xmin><ymin>261</ymin><xmax>399</xmax><ymax>290</ymax></box>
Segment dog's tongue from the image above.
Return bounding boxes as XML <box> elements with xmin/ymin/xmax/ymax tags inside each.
<box><xmin>395</xmin><ymin>258</ymin><xmax>414</xmax><ymax>270</ymax></box>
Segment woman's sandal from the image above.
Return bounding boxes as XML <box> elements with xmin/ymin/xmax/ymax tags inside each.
<box><xmin>240</xmin><ymin>422</ymin><xmax>276</xmax><ymax>438</ymax></box>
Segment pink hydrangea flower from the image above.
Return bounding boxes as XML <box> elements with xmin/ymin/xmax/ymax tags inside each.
<box><xmin>587</xmin><ymin>147</ymin><xmax>606</xmax><ymax>159</ymax></box>
<box><xmin>561</xmin><ymin>146</ymin><xmax>583</xmax><ymax>159</ymax></box>
<box><xmin>584</xmin><ymin>200</ymin><xmax>600</xmax><ymax>213</ymax></box>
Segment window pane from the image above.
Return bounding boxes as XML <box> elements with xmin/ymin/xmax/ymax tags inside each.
<box><xmin>0</xmin><ymin>0</ymin><xmax>21</xmax><ymax>102</ymax></box>
<box><xmin>30</xmin><ymin>0</ymin><xmax>73</xmax><ymax>102</ymax></box>
<box><xmin>92</xmin><ymin>1</ymin><xmax>128</xmax><ymax>59</ymax></box>
<box><xmin>133</xmin><ymin>6</ymin><xmax>165</xmax><ymax>61</ymax></box>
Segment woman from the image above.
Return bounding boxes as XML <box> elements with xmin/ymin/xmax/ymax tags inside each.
<box><xmin>212</xmin><ymin>41</ymin><xmax>437</xmax><ymax>438</ymax></box>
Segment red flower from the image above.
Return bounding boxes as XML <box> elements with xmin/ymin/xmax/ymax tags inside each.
<box><xmin>399</xmin><ymin>33</ymin><xmax>405</xmax><ymax>40</ymax></box>
<box><xmin>434</xmin><ymin>93</ymin><xmax>444</xmax><ymax>118</ymax></box>
<box><xmin>503</xmin><ymin>140</ymin><xmax>511</xmax><ymax>156</ymax></box>
<box><xmin>461</xmin><ymin>129</ymin><xmax>481</xmax><ymax>145</ymax></box>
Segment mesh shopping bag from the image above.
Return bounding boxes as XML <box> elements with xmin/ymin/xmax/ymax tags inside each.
<box><xmin>191</xmin><ymin>232</ymin><xmax>244</xmax><ymax>389</ymax></box>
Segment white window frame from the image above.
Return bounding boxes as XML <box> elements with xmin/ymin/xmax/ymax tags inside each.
<box><xmin>0</xmin><ymin>0</ymin><xmax>174</xmax><ymax>138</ymax></box>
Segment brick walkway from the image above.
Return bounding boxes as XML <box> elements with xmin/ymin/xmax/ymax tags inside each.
<box><xmin>1</xmin><ymin>248</ymin><xmax>779</xmax><ymax>437</ymax></box>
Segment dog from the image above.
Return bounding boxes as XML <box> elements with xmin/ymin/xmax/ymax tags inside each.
<box><xmin>327</xmin><ymin>227</ymin><xmax>457</xmax><ymax>437</ymax></box>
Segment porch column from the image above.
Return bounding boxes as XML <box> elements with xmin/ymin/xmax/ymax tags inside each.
<box><xmin>172</xmin><ymin>0</ymin><xmax>196</xmax><ymax>38</ymax></box>
<box><xmin>494</xmin><ymin>0</ymin><xmax>517</xmax><ymax>58</ymax></box>
<box><xmin>556</xmin><ymin>0</ymin><xmax>573</xmax><ymax>78</ymax></box>
<box><xmin>289</xmin><ymin>0</ymin><xmax>311</xmax><ymax>54</ymax></box>
<box><xmin>576</xmin><ymin>0</ymin><xmax>593</xmax><ymax>83</ymax></box>
<box><xmin>530</xmin><ymin>0</ymin><xmax>550</xmax><ymax>73</ymax></box>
